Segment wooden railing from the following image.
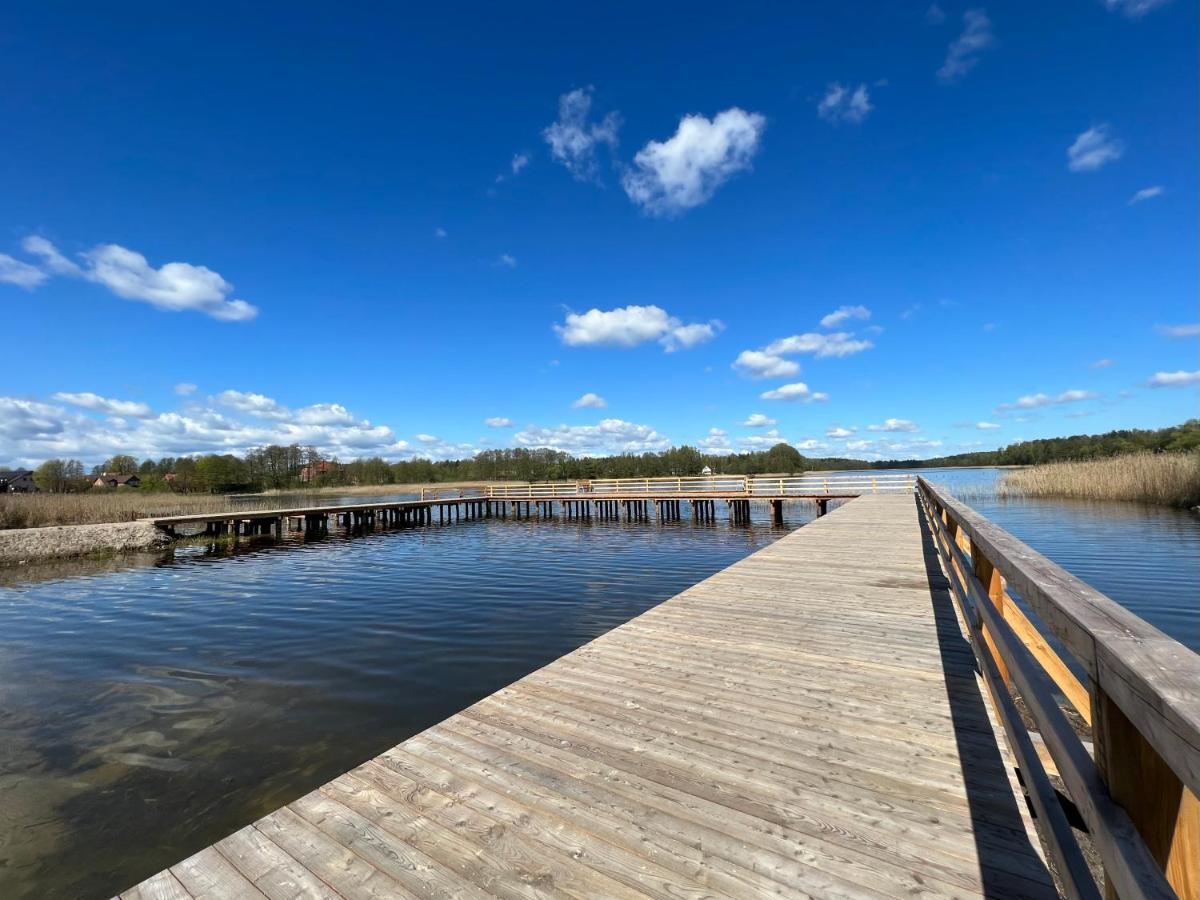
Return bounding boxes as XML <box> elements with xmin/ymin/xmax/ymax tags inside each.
<box><xmin>917</xmin><ymin>477</ymin><xmax>1199</xmax><ymax>900</ymax></box>
<box><xmin>419</xmin><ymin>473</ymin><xmax>915</xmax><ymax>500</ymax></box>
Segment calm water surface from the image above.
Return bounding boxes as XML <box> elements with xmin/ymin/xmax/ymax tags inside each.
<box><xmin>0</xmin><ymin>470</ymin><xmax>1197</xmax><ymax>898</ymax></box>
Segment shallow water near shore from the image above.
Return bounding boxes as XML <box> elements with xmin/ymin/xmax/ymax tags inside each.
<box><xmin>0</xmin><ymin>468</ymin><xmax>1197</xmax><ymax>898</ymax></box>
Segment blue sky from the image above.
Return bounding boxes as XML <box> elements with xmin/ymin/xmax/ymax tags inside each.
<box><xmin>1</xmin><ymin>1</ymin><xmax>1196</xmax><ymax>466</ymax></box>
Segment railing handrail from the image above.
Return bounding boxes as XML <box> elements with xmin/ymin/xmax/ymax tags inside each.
<box><xmin>916</xmin><ymin>476</ymin><xmax>1198</xmax><ymax>899</ymax></box>
<box><xmin>472</xmin><ymin>473</ymin><xmax>916</xmax><ymax>499</ymax></box>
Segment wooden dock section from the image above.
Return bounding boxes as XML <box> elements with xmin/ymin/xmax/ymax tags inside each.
<box><xmin>121</xmin><ymin>494</ymin><xmax>1061</xmax><ymax>899</ymax></box>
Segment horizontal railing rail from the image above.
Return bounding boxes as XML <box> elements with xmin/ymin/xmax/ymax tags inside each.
<box><xmin>456</xmin><ymin>473</ymin><xmax>915</xmax><ymax>500</ymax></box>
<box><xmin>917</xmin><ymin>477</ymin><xmax>1198</xmax><ymax>900</ymax></box>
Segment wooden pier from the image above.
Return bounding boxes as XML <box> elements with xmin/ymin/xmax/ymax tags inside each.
<box><xmin>122</xmin><ymin>485</ymin><xmax>1199</xmax><ymax>899</ymax></box>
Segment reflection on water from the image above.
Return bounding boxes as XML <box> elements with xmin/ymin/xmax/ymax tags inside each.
<box><xmin>0</xmin><ymin>508</ymin><xmax>795</xmax><ymax>898</ymax></box>
<box><xmin>0</xmin><ymin>472</ymin><xmax>1197</xmax><ymax>898</ymax></box>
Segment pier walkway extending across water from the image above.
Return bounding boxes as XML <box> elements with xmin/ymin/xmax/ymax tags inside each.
<box><xmin>122</xmin><ymin>488</ymin><xmax>1200</xmax><ymax>899</ymax></box>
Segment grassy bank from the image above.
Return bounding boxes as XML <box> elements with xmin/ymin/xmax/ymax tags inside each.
<box><xmin>998</xmin><ymin>452</ymin><xmax>1200</xmax><ymax>508</ymax></box>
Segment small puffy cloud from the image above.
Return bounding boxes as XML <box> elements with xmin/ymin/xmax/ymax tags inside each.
<box><xmin>819</xmin><ymin>305</ymin><xmax>871</xmax><ymax>328</ymax></box>
<box><xmin>1090</xmin><ymin>358</ymin><xmax>1115</xmax><ymax>369</ymax></box>
<box><xmin>511</xmin><ymin>153</ymin><xmax>530</xmax><ymax>175</ymax></box>
<box><xmin>484</xmin><ymin>417</ymin><xmax>513</xmax><ymax>428</ymax></box>
<box><xmin>1147</xmin><ymin>370</ymin><xmax>1200</xmax><ymax>388</ymax></box>
<box><xmin>976</xmin><ymin>421</ymin><xmax>1001</xmax><ymax>430</ymax></box>
<box><xmin>497</xmin><ymin>253</ymin><xmax>518</xmax><ymax>268</ymax></box>
<box><xmin>0</xmin><ymin>253</ymin><xmax>48</xmax><ymax>289</ymax></box>
<box><xmin>698</xmin><ymin>426</ymin><xmax>732</xmax><ymax>452</ymax></box>
<box><xmin>174</xmin><ymin>382</ymin><xmax>198</xmax><ymax>395</ymax></box>
<box><xmin>760</xmin><ymin>383</ymin><xmax>829</xmax><ymax>403</ymax></box>
<box><xmin>737</xmin><ymin>428</ymin><xmax>787</xmax><ymax>450</ymax></box>
<box><xmin>1129</xmin><ymin>186</ymin><xmax>1164</xmax><ymax>204</ymax></box>
<box><xmin>1157</xmin><ymin>323</ymin><xmax>1200</xmax><ymax>338</ymax></box>
<box><xmin>743</xmin><ymin>413</ymin><xmax>777</xmax><ymax>427</ymax></box>
<box><xmin>938</xmin><ymin>9</ymin><xmax>993</xmax><ymax>82</ymax></box>
<box><xmin>732</xmin><ymin>350</ymin><xmax>801</xmax><ymax>380</ymax></box>
<box><xmin>997</xmin><ymin>389</ymin><xmax>1099</xmax><ymax>411</ymax></box>
<box><xmin>434</xmin><ymin>227</ymin><xmax>448</xmax><ymax>239</ymax></box>
<box><xmin>766</xmin><ymin>332</ymin><xmax>873</xmax><ymax>358</ymax></box>
<box><xmin>1067</xmin><ymin>125</ymin><xmax>1124</xmax><ymax>172</ymax></box>
<box><xmin>817</xmin><ymin>84</ymin><xmax>872</xmax><ymax>124</ymax></box>
<box><xmin>622</xmin><ymin>108</ymin><xmax>766</xmax><ymax>216</ymax></box>
<box><xmin>572</xmin><ymin>392</ymin><xmax>607</xmax><ymax>409</ymax></box>
<box><xmin>868</xmin><ymin>418</ymin><xmax>920</xmax><ymax>433</ymax></box>
<box><xmin>1104</xmin><ymin>0</ymin><xmax>1172</xmax><ymax>17</ymax></box>
<box><xmin>415</xmin><ymin>433</ymin><xmax>439</xmax><ymax>443</ymax></box>
<box><xmin>217</xmin><ymin>390</ymin><xmax>288</xmax><ymax>418</ymax></box>
<box><xmin>52</xmin><ymin>391</ymin><xmax>153</xmax><ymax>418</ymax></box>
<box><xmin>543</xmin><ymin>87</ymin><xmax>621</xmax><ymax>182</ymax></box>
<box><xmin>514</xmin><ymin>418</ymin><xmax>670</xmax><ymax>455</ymax></box>
<box><xmin>826</xmin><ymin>426</ymin><xmax>856</xmax><ymax>438</ymax></box>
<box><xmin>555</xmin><ymin>304</ymin><xmax>721</xmax><ymax>352</ymax></box>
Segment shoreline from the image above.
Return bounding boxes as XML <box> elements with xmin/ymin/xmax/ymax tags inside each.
<box><xmin>0</xmin><ymin>521</ymin><xmax>172</xmax><ymax>567</ymax></box>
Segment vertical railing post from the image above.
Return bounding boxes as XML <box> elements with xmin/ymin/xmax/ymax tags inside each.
<box><xmin>1092</xmin><ymin>688</ymin><xmax>1200</xmax><ymax>899</ymax></box>
<box><xmin>970</xmin><ymin>537</ymin><xmax>1012</xmax><ymax>688</ymax></box>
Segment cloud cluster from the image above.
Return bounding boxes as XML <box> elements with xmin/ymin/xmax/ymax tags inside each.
<box><xmin>997</xmin><ymin>388</ymin><xmax>1099</xmax><ymax>412</ymax></box>
<box><xmin>2</xmin><ymin>235</ymin><xmax>258</xmax><ymax>321</ymax></box>
<box><xmin>53</xmin><ymin>392</ymin><xmax>153</xmax><ymax>418</ymax></box>
<box><xmin>938</xmin><ymin>9</ymin><xmax>993</xmax><ymax>82</ymax></box>
<box><xmin>513</xmin><ymin>418</ymin><xmax>671</xmax><ymax>455</ymax></box>
<box><xmin>1104</xmin><ymin>0</ymin><xmax>1172</xmax><ymax>18</ymax></box>
<box><xmin>484</xmin><ymin>417</ymin><xmax>513</xmax><ymax>428</ymax></box>
<box><xmin>742</xmin><ymin>413</ymin><xmax>777</xmax><ymax>427</ymax></box>
<box><xmin>1157</xmin><ymin>323</ymin><xmax>1199</xmax><ymax>338</ymax></box>
<box><xmin>1067</xmin><ymin>125</ymin><xmax>1124</xmax><ymax>172</ymax></box>
<box><xmin>622</xmin><ymin>108</ymin><xmax>766</xmax><ymax>216</ymax></box>
<box><xmin>1147</xmin><ymin>370</ymin><xmax>1200</xmax><ymax>388</ymax></box>
<box><xmin>734</xmin><ymin>331</ymin><xmax>873</xmax><ymax>379</ymax></box>
<box><xmin>543</xmin><ymin>87</ymin><xmax>621</xmax><ymax>182</ymax></box>
<box><xmin>759</xmin><ymin>383</ymin><xmax>829</xmax><ymax>403</ymax></box>
<box><xmin>819</xmin><ymin>305</ymin><xmax>871</xmax><ymax>328</ymax></box>
<box><xmin>867</xmin><ymin>418</ymin><xmax>920</xmax><ymax>433</ymax></box>
<box><xmin>555</xmin><ymin>304</ymin><xmax>722</xmax><ymax>352</ymax></box>
<box><xmin>571</xmin><ymin>392</ymin><xmax>607</xmax><ymax>409</ymax></box>
<box><xmin>817</xmin><ymin>84</ymin><xmax>872</xmax><ymax>124</ymax></box>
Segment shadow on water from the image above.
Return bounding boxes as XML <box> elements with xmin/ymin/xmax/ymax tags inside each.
<box><xmin>914</xmin><ymin>499</ymin><xmax>1057</xmax><ymax>897</ymax></box>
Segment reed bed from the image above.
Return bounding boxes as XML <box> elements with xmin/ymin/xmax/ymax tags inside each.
<box><xmin>998</xmin><ymin>452</ymin><xmax>1200</xmax><ymax>508</ymax></box>
<box><xmin>0</xmin><ymin>493</ymin><xmax>280</xmax><ymax>529</ymax></box>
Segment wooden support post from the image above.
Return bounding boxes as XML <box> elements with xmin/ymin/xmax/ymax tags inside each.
<box><xmin>1093</xmin><ymin>687</ymin><xmax>1200</xmax><ymax>899</ymax></box>
<box><xmin>817</xmin><ymin>498</ymin><xmax>829</xmax><ymax>517</ymax></box>
<box><xmin>771</xmin><ymin>499</ymin><xmax>783</xmax><ymax>526</ymax></box>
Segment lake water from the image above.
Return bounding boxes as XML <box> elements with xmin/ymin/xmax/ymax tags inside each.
<box><xmin>0</xmin><ymin>468</ymin><xmax>1197</xmax><ymax>898</ymax></box>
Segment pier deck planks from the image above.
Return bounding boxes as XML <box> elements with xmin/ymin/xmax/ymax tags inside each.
<box><xmin>120</xmin><ymin>494</ymin><xmax>1055</xmax><ymax>899</ymax></box>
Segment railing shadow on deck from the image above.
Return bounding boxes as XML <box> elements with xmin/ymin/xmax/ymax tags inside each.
<box><xmin>914</xmin><ymin>499</ymin><xmax>1059</xmax><ymax>898</ymax></box>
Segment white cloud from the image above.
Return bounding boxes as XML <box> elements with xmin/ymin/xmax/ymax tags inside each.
<box><xmin>497</xmin><ymin>253</ymin><xmax>518</xmax><ymax>268</ymax></box>
<box><xmin>817</xmin><ymin>84</ymin><xmax>873</xmax><ymax>124</ymax></box>
<box><xmin>216</xmin><ymin>390</ymin><xmax>288</xmax><ymax>418</ymax></box>
<box><xmin>415</xmin><ymin>433</ymin><xmax>439</xmax><ymax>443</ymax></box>
<box><xmin>997</xmin><ymin>389</ymin><xmax>1099</xmax><ymax>411</ymax></box>
<box><xmin>1090</xmin><ymin>358</ymin><xmax>1115</xmax><ymax>369</ymax></box>
<box><xmin>698</xmin><ymin>427</ymin><xmax>732</xmax><ymax>452</ymax></box>
<box><xmin>1129</xmin><ymin>186</ymin><xmax>1164</xmax><ymax>204</ymax></box>
<box><xmin>1067</xmin><ymin>125</ymin><xmax>1124</xmax><ymax>172</ymax></box>
<box><xmin>868</xmin><ymin>418</ymin><xmax>920</xmax><ymax>433</ymax></box>
<box><xmin>622</xmin><ymin>108</ymin><xmax>766</xmax><ymax>216</ymax></box>
<box><xmin>976</xmin><ymin>421</ymin><xmax>1001</xmax><ymax>430</ymax></box>
<box><xmin>760</xmin><ymin>383</ymin><xmax>829</xmax><ymax>403</ymax></box>
<box><xmin>543</xmin><ymin>87</ymin><xmax>621</xmax><ymax>182</ymax></box>
<box><xmin>174</xmin><ymin>382</ymin><xmax>198</xmax><ymax>395</ymax></box>
<box><xmin>484</xmin><ymin>417</ymin><xmax>513</xmax><ymax>428</ymax></box>
<box><xmin>732</xmin><ymin>350</ymin><xmax>801</xmax><ymax>380</ymax></box>
<box><xmin>12</xmin><ymin>237</ymin><xmax>258</xmax><ymax>321</ymax></box>
<box><xmin>52</xmin><ymin>392</ymin><xmax>153</xmax><ymax>418</ymax></box>
<box><xmin>572</xmin><ymin>392</ymin><xmax>607</xmax><ymax>409</ymax></box>
<box><xmin>215</xmin><ymin>390</ymin><xmax>356</xmax><ymax>427</ymax></box>
<box><xmin>1147</xmin><ymin>370</ymin><xmax>1200</xmax><ymax>388</ymax></box>
<box><xmin>819</xmin><ymin>305</ymin><xmax>871</xmax><ymax>329</ymax></box>
<box><xmin>1157</xmin><ymin>323</ymin><xmax>1200</xmax><ymax>338</ymax></box>
<box><xmin>0</xmin><ymin>254</ymin><xmax>48</xmax><ymax>289</ymax></box>
<box><xmin>743</xmin><ymin>413</ymin><xmax>777</xmax><ymax>427</ymax></box>
<box><xmin>766</xmin><ymin>332</ymin><xmax>874</xmax><ymax>358</ymax></box>
<box><xmin>737</xmin><ymin>428</ymin><xmax>787</xmax><ymax>450</ymax></box>
<box><xmin>1104</xmin><ymin>0</ymin><xmax>1172</xmax><ymax>18</ymax></box>
<box><xmin>555</xmin><ymin>304</ymin><xmax>721</xmax><ymax>352</ymax></box>
<box><xmin>434</xmin><ymin>227</ymin><xmax>448</xmax><ymax>239</ymax></box>
<box><xmin>826</xmin><ymin>426</ymin><xmax>857</xmax><ymax>438</ymax></box>
<box><xmin>511</xmin><ymin>153</ymin><xmax>530</xmax><ymax>175</ymax></box>
<box><xmin>514</xmin><ymin>418</ymin><xmax>670</xmax><ymax>455</ymax></box>
<box><xmin>938</xmin><ymin>9</ymin><xmax>993</xmax><ymax>82</ymax></box>
<box><xmin>926</xmin><ymin>3</ymin><xmax>947</xmax><ymax>24</ymax></box>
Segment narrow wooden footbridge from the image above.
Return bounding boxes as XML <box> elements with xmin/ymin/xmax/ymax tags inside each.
<box><xmin>124</xmin><ymin>481</ymin><xmax>1199</xmax><ymax>899</ymax></box>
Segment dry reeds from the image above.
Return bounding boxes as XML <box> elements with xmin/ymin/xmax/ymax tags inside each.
<box><xmin>0</xmin><ymin>492</ymin><xmax>277</xmax><ymax>529</ymax></box>
<box><xmin>998</xmin><ymin>452</ymin><xmax>1200</xmax><ymax>508</ymax></box>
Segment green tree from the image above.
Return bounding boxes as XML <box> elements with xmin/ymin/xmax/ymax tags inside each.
<box><xmin>34</xmin><ymin>458</ymin><xmax>86</xmax><ymax>492</ymax></box>
<box><xmin>102</xmin><ymin>454</ymin><xmax>139</xmax><ymax>474</ymax></box>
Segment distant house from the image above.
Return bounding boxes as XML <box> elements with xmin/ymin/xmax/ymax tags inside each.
<box><xmin>0</xmin><ymin>469</ymin><xmax>38</xmax><ymax>493</ymax></box>
<box><xmin>299</xmin><ymin>461</ymin><xmax>332</xmax><ymax>483</ymax></box>
<box><xmin>700</xmin><ymin>465</ymin><xmax>713</xmax><ymax>476</ymax></box>
<box><xmin>93</xmin><ymin>473</ymin><xmax>141</xmax><ymax>489</ymax></box>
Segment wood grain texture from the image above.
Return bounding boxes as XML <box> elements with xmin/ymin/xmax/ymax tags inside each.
<box><xmin>124</xmin><ymin>494</ymin><xmax>1056</xmax><ymax>898</ymax></box>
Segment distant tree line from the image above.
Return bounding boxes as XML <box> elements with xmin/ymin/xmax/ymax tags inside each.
<box><xmin>28</xmin><ymin>420</ymin><xmax>1199</xmax><ymax>494</ymax></box>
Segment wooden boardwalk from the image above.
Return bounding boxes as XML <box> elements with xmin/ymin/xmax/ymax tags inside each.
<box><xmin>121</xmin><ymin>494</ymin><xmax>1055</xmax><ymax>899</ymax></box>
